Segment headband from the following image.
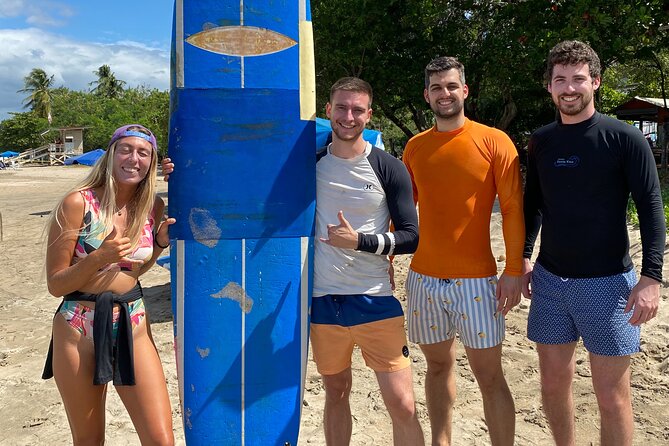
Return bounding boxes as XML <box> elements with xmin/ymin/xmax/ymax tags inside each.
<box><xmin>108</xmin><ymin>124</ymin><xmax>157</xmax><ymax>151</ymax></box>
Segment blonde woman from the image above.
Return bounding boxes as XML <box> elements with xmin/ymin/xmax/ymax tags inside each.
<box><xmin>43</xmin><ymin>125</ymin><xmax>175</xmax><ymax>445</ymax></box>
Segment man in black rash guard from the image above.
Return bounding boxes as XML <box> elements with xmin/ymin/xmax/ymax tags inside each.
<box><xmin>522</xmin><ymin>40</ymin><xmax>665</xmax><ymax>446</ymax></box>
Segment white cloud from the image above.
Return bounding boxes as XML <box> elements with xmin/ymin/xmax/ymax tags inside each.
<box><xmin>0</xmin><ymin>0</ymin><xmax>26</xmax><ymax>17</ymax></box>
<box><xmin>0</xmin><ymin>28</ymin><xmax>169</xmax><ymax>120</ymax></box>
<box><xmin>0</xmin><ymin>0</ymin><xmax>75</xmax><ymax>26</ymax></box>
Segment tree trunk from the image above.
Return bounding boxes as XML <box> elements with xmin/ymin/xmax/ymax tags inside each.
<box><xmin>496</xmin><ymin>94</ymin><xmax>517</xmax><ymax>130</ymax></box>
<box><xmin>375</xmin><ymin>100</ymin><xmax>417</xmax><ymax>139</ymax></box>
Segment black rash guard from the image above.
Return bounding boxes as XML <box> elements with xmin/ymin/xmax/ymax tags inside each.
<box><xmin>523</xmin><ymin>112</ymin><xmax>665</xmax><ymax>282</ymax></box>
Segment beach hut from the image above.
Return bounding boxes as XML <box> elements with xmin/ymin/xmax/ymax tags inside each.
<box><xmin>614</xmin><ymin>97</ymin><xmax>669</xmax><ymax>166</ymax></box>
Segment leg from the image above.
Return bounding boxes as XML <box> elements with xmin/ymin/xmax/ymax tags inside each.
<box><xmin>447</xmin><ymin>275</ymin><xmax>511</xmax><ymax>445</ymax></box>
<box><xmin>310</xmin><ymin>297</ymin><xmax>358</xmax><ymax>446</ymax></box>
<box><xmin>569</xmin><ymin>270</ymin><xmax>638</xmax><ymax>445</ymax></box>
<box><xmin>406</xmin><ymin>270</ymin><xmax>457</xmax><ymax>446</ymax></box>
<box><xmin>419</xmin><ymin>339</ymin><xmax>456</xmax><ymax>446</ymax></box>
<box><xmin>52</xmin><ymin>314</ymin><xmax>108</xmax><ymax>446</ymax></box>
<box><xmin>375</xmin><ymin>366</ymin><xmax>425</xmax><ymax>445</ymax></box>
<box><xmin>536</xmin><ymin>342</ymin><xmax>577</xmax><ymax>446</ymax></box>
<box><xmin>322</xmin><ymin>368</ymin><xmax>353</xmax><ymax>446</ymax></box>
<box><xmin>590</xmin><ymin>353</ymin><xmax>633</xmax><ymax>446</ymax></box>
<box><xmin>526</xmin><ymin>264</ymin><xmax>581</xmax><ymax>446</ymax></box>
<box><xmin>115</xmin><ymin>316</ymin><xmax>174</xmax><ymax>446</ymax></box>
<box><xmin>464</xmin><ymin>344</ymin><xmax>515</xmax><ymax>446</ymax></box>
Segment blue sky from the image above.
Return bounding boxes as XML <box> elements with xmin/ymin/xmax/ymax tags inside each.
<box><xmin>0</xmin><ymin>0</ymin><xmax>173</xmax><ymax>120</ymax></box>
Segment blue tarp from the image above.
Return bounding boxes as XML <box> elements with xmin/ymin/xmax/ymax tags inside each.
<box><xmin>64</xmin><ymin>149</ymin><xmax>106</xmax><ymax>166</ymax></box>
<box><xmin>315</xmin><ymin>117</ymin><xmax>384</xmax><ymax>149</ymax></box>
<box><xmin>0</xmin><ymin>151</ymin><xmax>19</xmax><ymax>157</ymax></box>
<box><xmin>156</xmin><ymin>255</ymin><xmax>170</xmax><ymax>270</ymax></box>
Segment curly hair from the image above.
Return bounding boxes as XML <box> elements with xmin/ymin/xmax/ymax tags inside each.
<box><xmin>545</xmin><ymin>40</ymin><xmax>601</xmax><ymax>84</ymax></box>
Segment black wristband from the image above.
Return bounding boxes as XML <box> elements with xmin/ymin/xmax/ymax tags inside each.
<box><xmin>154</xmin><ymin>237</ymin><xmax>169</xmax><ymax>249</ymax></box>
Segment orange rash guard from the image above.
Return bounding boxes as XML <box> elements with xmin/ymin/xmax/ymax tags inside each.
<box><xmin>403</xmin><ymin>118</ymin><xmax>524</xmax><ymax>278</ymax></box>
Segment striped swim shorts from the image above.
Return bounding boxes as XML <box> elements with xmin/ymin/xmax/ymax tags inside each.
<box><xmin>406</xmin><ymin>269</ymin><xmax>504</xmax><ymax>349</ymax></box>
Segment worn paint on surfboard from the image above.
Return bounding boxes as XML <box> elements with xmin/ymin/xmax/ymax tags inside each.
<box><xmin>168</xmin><ymin>0</ymin><xmax>316</xmax><ymax>444</ymax></box>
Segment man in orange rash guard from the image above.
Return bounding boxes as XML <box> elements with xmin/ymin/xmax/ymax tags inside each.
<box><xmin>402</xmin><ymin>56</ymin><xmax>524</xmax><ymax>446</ymax></box>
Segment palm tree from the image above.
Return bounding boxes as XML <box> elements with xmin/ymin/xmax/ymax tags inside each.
<box><xmin>90</xmin><ymin>64</ymin><xmax>126</xmax><ymax>99</ymax></box>
<box><xmin>18</xmin><ymin>68</ymin><xmax>55</xmax><ymax>123</ymax></box>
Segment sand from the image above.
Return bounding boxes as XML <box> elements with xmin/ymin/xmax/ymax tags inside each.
<box><xmin>0</xmin><ymin>165</ymin><xmax>667</xmax><ymax>445</ymax></box>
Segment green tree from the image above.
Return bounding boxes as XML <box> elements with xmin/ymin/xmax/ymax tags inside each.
<box><xmin>48</xmin><ymin>85</ymin><xmax>169</xmax><ymax>154</ymax></box>
<box><xmin>601</xmin><ymin>49</ymin><xmax>669</xmax><ymax>109</ymax></box>
<box><xmin>18</xmin><ymin>68</ymin><xmax>55</xmax><ymax>124</ymax></box>
<box><xmin>90</xmin><ymin>64</ymin><xmax>127</xmax><ymax>99</ymax></box>
<box><xmin>0</xmin><ymin>112</ymin><xmax>49</xmax><ymax>152</ymax></box>
<box><xmin>313</xmin><ymin>0</ymin><xmax>457</xmax><ymax>138</ymax></box>
<box><xmin>312</xmin><ymin>0</ymin><xmax>669</xmax><ymax>148</ymax></box>
<box><xmin>602</xmin><ymin>47</ymin><xmax>669</xmax><ymax>168</ymax></box>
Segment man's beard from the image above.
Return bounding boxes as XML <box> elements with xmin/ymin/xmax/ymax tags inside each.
<box><xmin>554</xmin><ymin>92</ymin><xmax>593</xmax><ymax>116</ymax></box>
<box><xmin>431</xmin><ymin>100</ymin><xmax>463</xmax><ymax>120</ymax></box>
<box><xmin>331</xmin><ymin>124</ymin><xmax>364</xmax><ymax>142</ymax></box>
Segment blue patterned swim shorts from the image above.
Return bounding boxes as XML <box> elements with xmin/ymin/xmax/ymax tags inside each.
<box><xmin>527</xmin><ymin>262</ymin><xmax>640</xmax><ymax>356</ymax></box>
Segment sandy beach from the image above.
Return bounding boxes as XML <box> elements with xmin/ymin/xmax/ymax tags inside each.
<box><xmin>0</xmin><ymin>165</ymin><xmax>667</xmax><ymax>445</ymax></box>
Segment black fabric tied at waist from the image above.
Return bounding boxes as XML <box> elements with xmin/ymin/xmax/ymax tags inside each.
<box><xmin>42</xmin><ymin>283</ymin><xmax>143</xmax><ymax>386</ymax></box>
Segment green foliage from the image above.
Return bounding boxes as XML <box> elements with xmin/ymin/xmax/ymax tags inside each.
<box><xmin>313</xmin><ymin>0</ymin><xmax>457</xmax><ymax>137</ymax></box>
<box><xmin>312</xmin><ymin>0</ymin><xmax>669</xmax><ymax>144</ymax></box>
<box><xmin>48</xmin><ymin>85</ymin><xmax>169</xmax><ymax>154</ymax></box>
<box><xmin>90</xmin><ymin>65</ymin><xmax>127</xmax><ymax>99</ymax></box>
<box><xmin>600</xmin><ymin>49</ymin><xmax>669</xmax><ymax>113</ymax></box>
<box><xmin>0</xmin><ymin>79</ymin><xmax>169</xmax><ymax>156</ymax></box>
<box><xmin>373</xmin><ymin>114</ymin><xmax>415</xmax><ymax>158</ymax></box>
<box><xmin>18</xmin><ymin>68</ymin><xmax>55</xmax><ymax>123</ymax></box>
<box><xmin>627</xmin><ymin>175</ymin><xmax>669</xmax><ymax>229</ymax></box>
<box><xmin>627</xmin><ymin>200</ymin><xmax>639</xmax><ymax>225</ymax></box>
<box><xmin>599</xmin><ymin>84</ymin><xmax>631</xmax><ymax>115</ymax></box>
<box><xmin>3</xmin><ymin>3</ymin><xmax>669</xmax><ymax>158</ymax></box>
<box><xmin>0</xmin><ymin>111</ymin><xmax>49</xmax><ymax>151</ymax></box>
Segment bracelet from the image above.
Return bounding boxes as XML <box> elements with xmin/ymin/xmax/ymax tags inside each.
<box><xmin>154</xmin><ymin>237</ymin><xmax>170</xmax><ymax>249</ymax></box>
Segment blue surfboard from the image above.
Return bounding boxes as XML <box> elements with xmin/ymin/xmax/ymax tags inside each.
<box><xmin>168</xmin><ymin>1</ymin><xmax>316</xmax><ymax>444</ymax></box>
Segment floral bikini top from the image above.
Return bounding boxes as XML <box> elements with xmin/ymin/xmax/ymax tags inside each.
<box><xmin>72</xmin><ymin>189</ymin><xmax>155</xmax><ymax>272</ymax></box>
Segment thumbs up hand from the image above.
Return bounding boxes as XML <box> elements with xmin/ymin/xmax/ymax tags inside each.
<box><xmin>96</xmin><ymin>226</ymin><xmax>143</xmax><ymax>267</ymax></box>
<box><xmin>319</xmin><ymin>210</ymin><xmax>359</xmax><ymax>249</ymax></box>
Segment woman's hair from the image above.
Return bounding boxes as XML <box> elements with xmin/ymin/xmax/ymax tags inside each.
<box><xmin>48</xmin><ymin>124</ymin><xmax>158</xmax><ymax>250</ymax></box>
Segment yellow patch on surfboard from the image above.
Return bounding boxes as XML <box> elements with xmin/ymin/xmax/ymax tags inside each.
<box><xmin>186</xmin><ymin>26</ymin><xmax>297</xmax><ymax>56</ymax></box>
<box><xmin>299</xmin><ymin>20</ymin><xmax>316</xmax><ymax>121</ymax></box>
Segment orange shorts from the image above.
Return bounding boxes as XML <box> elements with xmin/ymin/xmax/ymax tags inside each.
<box><xmin>310</xmin><ymin>316</ymin><xmax>411</xmax><ymax>375</ymax></box>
